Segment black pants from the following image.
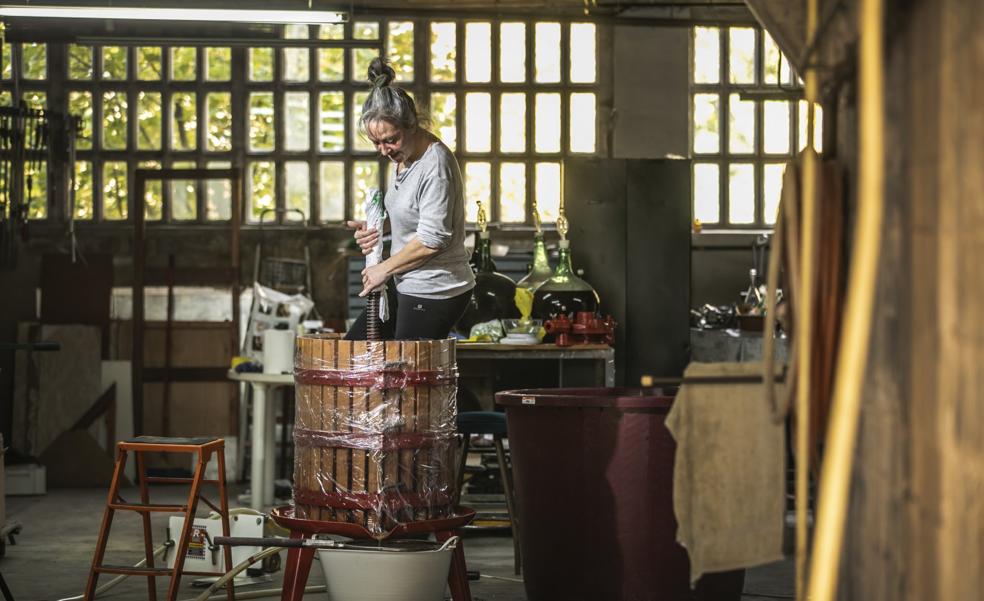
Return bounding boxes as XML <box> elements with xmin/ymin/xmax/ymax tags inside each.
<box><xmin>345</xmin><ymin>287</ymin><xmax>472</xmax><ymax>341</ymax></box>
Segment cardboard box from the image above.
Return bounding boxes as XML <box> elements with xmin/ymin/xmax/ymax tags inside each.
<box><xmin>5</xmin><ymin>463</ymin><xmax>47</xmax><ymax>496</ymax></box>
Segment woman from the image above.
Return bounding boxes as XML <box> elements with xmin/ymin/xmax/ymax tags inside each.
<box><xmin>345</xmin><ymin>58</ymin><xmax>475</xmax><ymax>341</ymax></box>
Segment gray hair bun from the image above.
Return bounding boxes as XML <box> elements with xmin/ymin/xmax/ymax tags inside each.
<box><xmin>368</xmin><ymin>57</ymin><xmax>396</xmax><ymax>88</ymax></box>
<box><xmin>360</xmin><ymin>56</ymin><xmax>426</xmax><ymax>134</ymax></box>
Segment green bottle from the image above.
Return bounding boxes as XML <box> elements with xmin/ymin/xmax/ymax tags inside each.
<box><xmin>456</xmin><ymin>231</ymin><xmax>520</xmax><ymax>335</ymax></box>
<box><xmin>532</xmin><ymin>239</ymin><xmax>600</xmax><ymax>319</ymax></box>
<box><xmin>517</xmin><ymin>230</ymin><xmax>553</xmax><ymax>291</ymax></box>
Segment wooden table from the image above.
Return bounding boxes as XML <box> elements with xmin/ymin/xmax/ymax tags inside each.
<box><xmin>457</xmin><ymin>343</ymin><xmax>615</xmax><ymax>388</ymax></box>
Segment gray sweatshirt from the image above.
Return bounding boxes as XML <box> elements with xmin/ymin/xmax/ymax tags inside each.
<box><xmin>385</xmin><ymin>141</ymin><xmax>476</xmax><ymax>299</ymax></box>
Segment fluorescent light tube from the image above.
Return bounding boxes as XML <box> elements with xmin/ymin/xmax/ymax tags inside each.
<box><xmin>0</xmin><ymin>6</ymin><xmax>347</xmax><ymax>24</ymax></box>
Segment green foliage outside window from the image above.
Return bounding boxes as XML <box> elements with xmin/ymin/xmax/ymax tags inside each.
<box><xmin>102</xmin><ymin>46</ymin><xmax>127</xmax><ymax>80</ymax></box>
<box><xmin>388</xmin><ymin>22</ymin><xmax>414</xmax><ymax>82</ymax></box>
<box><xmin>249</xmin><ymin>92</ymin><xmax>275</xmax><ymax>152</ymax></box>
<box><xmin>137</xmin><ymin>47</ymin><xmax>162</xmax><ymax>80</ymax></box>
<box><xmin>352</xmin><ymin>48</ymin><xmax>375</xmax><ymax>82</ymax></box>
<box><xmin>249</xmin><ymin>162</ymin><xmax>275</xmax><ymax>220</ymax></box>
<box><xmin>103</xmin><ymin>162</ymin><xmax>128</xmax><ymax>220</ymax></box>
<box><xmin>103</xmin><ymin>92</ymin><xmax>127</xmax><ymax>149</ymax></box>
<box><xmin>170</xmin><ymin>160</ymin><xmax>198</xmax><ymax>220</ymax></box>
<box><xmin>27</xmin><ymin>162</ymin><xmax>47</xmax><ymax>219</ymax></box>
<box><xmin>171</xmin><ymin>93</ymin><xmax>198</xmax><ymax>151</ymax></box>
<box><xmin>206</xmin><ymin>48</ymin><xmax>231</xmax><ymax>81</ymax></box>
<box><xmin>171</xmin><ymin>47</ymin><xmax>196</xmax><ymax>81</ymax></box>
<box><xmin>69</xmin><ymin>45</ymin><xmax>93</xmax><ymax>79</ymax></box>
<box><xmin>319</xmin><ymin>24</ymin><xmax>344</xmax><ymax>40</ymax></box>
<box><xmin>207</xmin><ymin>93</ymin><xmax>233</xmax><ymax>152</ymax></box>
<box><xmin>318</xmin><ymin>48</ymin><xmax>344</xmax><ymax>82</ymax></box>
<box><xmin>430</xmin><ymin>23</ymin><xmax>456</xmax><ymax>82</ymax></box>
<box><xmin>429</xmin><ymin>93</ymin><xmax>457</xmax><ymax>151</ymax></box>
<box><xmin>138</xmin><ymin>160</ymin><xmax>163</xmax><ymax>220</ymax></box>
<box><xmin>1</xmin><ymin>42</ymin><xmax>11</xmax><ymax>79</ymax></box>
<box><xmin>205</xmin><ymin>161</ymin><xmax>232</xmax><ymax>221</ymax></box>
<box><xmin>354</xmin><ymin>22</ymin><xmax>380</xmax><ymax>40</ymax></box>
<box><xmin>68</xmin><ymin>91</ymin><xmax>93</xmax><ymax>150</ymax></box>
<box><xmin>12</xmin><ymin>19</ymin><xmax>596</xmax><ymax>225</ymax></box>
<box><xmin>250</xmin><ymin>48</ymin><xmax>274</xmax><ymax>81</ymax></box>
<box><xmin>73</xmin><ymin>161</ymin><xmax>93</xmax><ymax>220</ymax></box>
<box><xmin>137</xmin><ymin>92</ymin><xmax>162</xmax><ymax>150</ymax></box>
<box><xmin>23</xmin><ymin>91</ymin><xmax>45</xmax><ymax>110</ymax></box>
<box><xmin>22</xmin><ymin>43</ymin><xmax>46</xmax><ymax>79</ymax></box>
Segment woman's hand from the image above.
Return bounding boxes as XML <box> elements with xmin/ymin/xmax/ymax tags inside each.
<box><xmin>346</xmin><ymin>220</ymin><xmax>380</xmax><ymax>256</ymax></box>
<box><xmin>359</xmin><ymin>263</ymin><xmax>390</xmax><ymax>297</ymax></box>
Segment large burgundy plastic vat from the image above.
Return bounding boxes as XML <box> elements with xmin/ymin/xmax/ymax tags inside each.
<box><xmin>496</xmin><ymin>387</ymin><xmax>744</xmax><ymax>601</ymax></box>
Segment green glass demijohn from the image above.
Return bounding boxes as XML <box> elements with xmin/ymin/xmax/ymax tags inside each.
<box><xmin>531</xmin><ymin>238</ymin><xmax>600</xmax><ymax>319</ymax></box>
<box><xmin>468</xmin><ymin>229</ymin><xmax>496</xmax><ymax>272</ymax></box>
<box><xmin>455</xmin><ymin>230</ymin><xmax>520</xmax><ymax>336</ymax></box>
<box><xmin>516</xmin><ymin>230</ymin><xmax>553</xmax><ymax>291</ymax></box>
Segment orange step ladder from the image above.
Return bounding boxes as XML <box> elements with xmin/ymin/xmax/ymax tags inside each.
<box><xmin>84</xmin><ymin>436</ymin><xmax>235</xmax><ymax>601</ymax></box>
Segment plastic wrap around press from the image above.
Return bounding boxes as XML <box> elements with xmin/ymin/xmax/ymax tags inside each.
<box><xmin>293</xmin><ymin>334</ymin><xmax>458</xmax><ymax>534</ymax></box>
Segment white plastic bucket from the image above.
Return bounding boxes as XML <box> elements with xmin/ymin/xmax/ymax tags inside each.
<box><xmin>317</xmin><ymin>537</ymin><xmax>457</xmax><ymax>601</ymax></box>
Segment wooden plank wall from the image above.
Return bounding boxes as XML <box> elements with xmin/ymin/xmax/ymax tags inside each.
<box><xmin>841</xmin><ymin>0</ymin><xmax>984</xmax><ymax>599</ymax></box>
<box><xmin>918</xmin><ymin>0</ymin><xmax>984</xmax><ymax>598</ymax></box>
<box><xmin>112</xmin><ymin>321</ymin><xmax>237</xmax><ymax>438</ymax></box>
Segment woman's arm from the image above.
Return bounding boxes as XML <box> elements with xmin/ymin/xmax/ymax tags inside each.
<box><xmin>358</xmin><ymin>164</ymin><xmax>459</xmax><ymax>297</ymax></box>
<box><xmin>359</xmin><ymin>237</ymin><xmax>438</xmax><ymax>297</ymax></box>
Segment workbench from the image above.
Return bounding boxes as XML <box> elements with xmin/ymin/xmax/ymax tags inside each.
<box><xmin>457</xmin><ymin>343</ymin><xmax>614</xmax><ymax>385</ymax></box>
<box><xmin>456</xmin><ymin>343</ymin><xmax>615</xmax><ymax>411</ymax></box>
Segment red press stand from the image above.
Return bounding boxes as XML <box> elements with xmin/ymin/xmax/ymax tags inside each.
<box><xmin>270</xmin><ymin>506</ymin><xmax>476</xmax><ymax>601</ymax></box>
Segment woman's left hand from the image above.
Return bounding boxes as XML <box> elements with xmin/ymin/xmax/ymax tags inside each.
<box><xmin>359</xmin><ymin>264</ymin><xmax>390</xmax><ymax>297</ymax></box>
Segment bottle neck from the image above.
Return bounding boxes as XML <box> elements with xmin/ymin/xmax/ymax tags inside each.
<box><xmin>531</xmin><ymin>233</ymin><xmax>550</xmax><ymax>272</ymax></box>
<box><xmin>477</xmin><ymin>235</ymin><xmax>495</xmax><ymax>272</ymax></box>
<box><xmin>554</xmin><ymin>246</ymin><xmax>574</xmax><ymax>278</ymax></box>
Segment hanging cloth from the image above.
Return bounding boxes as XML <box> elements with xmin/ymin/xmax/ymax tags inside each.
<box><xmin>665</xmin><ymin>362</ymin><xmax>786</xmax><ymax>585</ymax></box>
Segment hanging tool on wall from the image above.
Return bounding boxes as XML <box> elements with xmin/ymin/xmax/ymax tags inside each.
<box><xmin>65</xmin><ymin>115</ymin><xmax>84</xmax><ymax>264</ymax></box>
<box><xmin>0</xmin><ymin>102</ymin><xmax>51</xmax><ymax>267</ymax></box>
<box><xmin>22</xmin><ymin>104</ymin><xmax>48</xmax><ymax>241</ymax></box>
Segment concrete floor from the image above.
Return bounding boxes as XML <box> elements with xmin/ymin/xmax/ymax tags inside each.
<box><xmin>1</xmin><ymin>485</ymin><xmax>793</xmax><ymax>601</ymax></box>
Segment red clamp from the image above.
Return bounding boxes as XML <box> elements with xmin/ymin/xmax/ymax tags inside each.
<box><xmin>543</xmin><ymin>312</ymin><xmax>616</xmax><ymax>346</ymax></box>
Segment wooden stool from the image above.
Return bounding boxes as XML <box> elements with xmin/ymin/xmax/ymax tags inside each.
<box><xmin>455</xmin><ymin>411</ymin><xmax>521</xmax><ymax>575</ymax></box>
<box><xmin>84</xmin><ymin>437</ymin><xmax>235</xmax><ymax>601</ymax></box>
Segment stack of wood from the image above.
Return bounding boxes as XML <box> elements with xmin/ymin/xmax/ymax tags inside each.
<box><xmin>292</xmin><ymin>335</ymin><xmax>457</xmax><ymax>534</ymax></box>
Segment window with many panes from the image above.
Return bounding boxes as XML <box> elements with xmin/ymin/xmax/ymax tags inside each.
<box><xmin>0</xmin><ymin>18</ymin><xmax>598</xmax><ymax>226</ymax></box>
<box><xmin>691</xmin><ymin>25</ymin><xmax>822</xmax><ymax>229</ymax></box>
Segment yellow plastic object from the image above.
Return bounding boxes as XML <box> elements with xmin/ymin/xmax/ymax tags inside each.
<box><xmin>796</xmin><ymin>1</ymin><xmax>820</xmax><ymax>597</ymax></box>
<box><xmin>806</xmin><ymin>0</ymin><xmax>884</xmax><ymax>598</ymax></box>
<box><xmin>515</xmin><ymin>287</ymin><xmax>534</xmax><ymax>321</ymax></box>
<box><xmin>230</xmin><ymin>356</ymin><xmax>251</xmax><ymax>369</ymax></box>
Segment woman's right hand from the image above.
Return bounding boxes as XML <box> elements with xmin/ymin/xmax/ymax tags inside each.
<box><xmin>346</xmin><ymin>220</ymin><xmax>380</xmax><ymax>255</ymax></box>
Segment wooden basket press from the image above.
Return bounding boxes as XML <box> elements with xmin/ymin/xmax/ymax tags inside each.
<box><xmin>292</xmin><ymin>335</ymin><xmax>457</xmax><ymax>533</ymax></box>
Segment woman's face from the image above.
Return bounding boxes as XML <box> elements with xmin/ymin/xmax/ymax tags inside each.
<box><xmin>366</xmin><ymin>119</ymin><xmax>415</xmax><ymax>164</ymax></box>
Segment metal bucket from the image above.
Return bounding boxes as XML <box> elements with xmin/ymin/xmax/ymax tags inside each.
<box><xmin>318</xmin><ymin>537</ymin><xmax>457</xmax><ymax>601</ymax></box>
